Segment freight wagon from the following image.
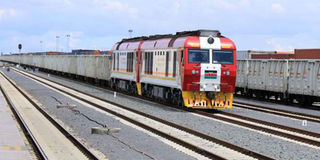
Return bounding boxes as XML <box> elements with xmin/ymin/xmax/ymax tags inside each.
<box><xmin>71</xmin><ymin>49</ymin><xmax>102</xmax><ymax>55</ymax></box>
<box><xmin>237</xmin><ymin>50</ymin><xmax>294</xmax><ymax>60</ymax></box>
<box><xmin>0</xmin><ymin>55</ymin><xmax>112</xmax><ymax>83</ymax></box>
<box><xmin>247</xmin><ymin>49</ymin><xmax>320</xmax><ymax>60</ymax></box>
<box><xmin>236</xmin><ymin>59</ymin><xmax>320</xmax><ymax>105</ymax></box>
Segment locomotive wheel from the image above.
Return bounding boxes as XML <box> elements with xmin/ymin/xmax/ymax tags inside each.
<box><xmin>132</xmin><ymin>83</ymin><xmax>137</xmax><ymax>95</ymax></box>
<box><xmin>303</xmin><ymin>96</ymin><xmax>314</xmax><ymax>106</ymax></box>
<box><xmin>165</xmin><ymin>89</ymin><xmax>172</xmax><ymax>103</ymax></box>
<box><xmin>177</xmin><ymin>91</ymin><xmax>184</xmax><ymax>109</ymax></box>
<box><xmin>297</xmin><ymin>96</ymin><xmax>306</xmax><ymax>105</ymax></box>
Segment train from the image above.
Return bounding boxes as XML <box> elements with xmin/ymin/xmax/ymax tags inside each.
<box><xmin>0</xmin><ymin>30</ymin><xmax>237</xmax><ymax>109</ymax></box>
<box><xmin>9</xmin><ymin>50</ymin><xmax>109</xmax><ymax>56</ymax></box>
<box><xmin>238</xmin><ymin>49</ymin><xmax>320</xmax><ymax>60</ymax></box>
<box><xmin>235</xmin><ymin>49</ymin><xmax>320</xmax><ymax>105</ymax></box>
<box><xmin>236</xmin><ymin>59</ymin><xmax>320</xmax><ymax>105</ymax></box>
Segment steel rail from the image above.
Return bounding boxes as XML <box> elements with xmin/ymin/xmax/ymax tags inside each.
<box><xmin>12</xmin><ymin>67</ymin><xmax>274</xmax><ymax>160</ymax></box>
<box><xmin>0</xmin><ymin>86</ymin><xmax>48</xmax><ymax>160</ymax></box>
<box><xmin>219</xmin><ymin>111</ymin><xmax>320</xmax><ymax>139</ymax></box>
<box><xmin>196</xmin><ymin>110</ymin><xmax>320</xmax><ymax>147</ymax></box>
<box><xmin>233</xmin><ymin>102</ymin><xmax>320</xmax><ymax>124</ymax></box>
<box><xmin>0</xmin><ymin>72</ymin><xmax>100</xmax><ymax>160</ymax></box>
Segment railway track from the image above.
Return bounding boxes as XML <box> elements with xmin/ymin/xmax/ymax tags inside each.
<box><xmin>196</xmin><ymin>111</ymin><xmax>320</xmax><ymax>148</ymax></box>
<box><xmin>0</xmin><ymin>71</ymin><xmax>100</xmax><ymax>160</ymax></box>
<box><xmin>233</xmin><ymin>101</ymin><xmax>320</xmax><ymax>124</ymax></box>
<box><xmin>8</xmin><ymin>67</ymin><xmax>274</xmax><ymax>160</ymax></box>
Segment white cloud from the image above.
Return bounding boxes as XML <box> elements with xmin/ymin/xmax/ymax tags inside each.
<box><xmin>0</xmin><ymin>8</ymin><xmax>17</xmax><ymax>20</ymax></box>
<box><xmin>266</xmin><ymin>38</ymin><xmax>294</xmax><ymax>51</ymax></box>
<box><xmin>28</xmin><ymin>0</ymin><xmax>73</xmax><ymax>7</ymax></box>
<box><xmin>271</xmin><ymin>3</ymin><xmax>285</xmax><ymax>13</ymax></box>
<box><xmin>213</xmin><ymin>0</ymin><xmax>250</xmax><ymax>10</ymax></box>
<box><xmin>265</xmin><ymin>33</ymin><xmax>320</xmax><ymax>51</ymax></box>
<box><xmin>305</xmin><ymin>3</ymin><xmax>320</xmax><ymax>13</ymax></box>
<box><xmin>93</xmin><ymin>0</ymin><xmax>137</xmax><ymax>14</ymax></box>
<box><xmin>174</xmin><ymin>1</ymin><xmax>181</xmax><ymax>9</ymax></box>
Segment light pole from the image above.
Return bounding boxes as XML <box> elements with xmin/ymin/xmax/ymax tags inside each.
<box><xmin>128</xmin><ymin>29</ymin><xmax>133</xmax><ymax>38</ymax></box>
<box><xmin>56</xmin><ymin>36</ymin><xmax>60</xmax><ymax>51</ymax></box>
<box><xmin>66</xmin><ymin>34</ymin><xmax>70</xmax><ymax>52</ymax></box>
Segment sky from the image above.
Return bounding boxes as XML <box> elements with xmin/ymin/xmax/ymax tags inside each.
<box><xmin>1</xmin><ymin>0</ymin><xmax>320</xmax><ymax>53</ymax></box>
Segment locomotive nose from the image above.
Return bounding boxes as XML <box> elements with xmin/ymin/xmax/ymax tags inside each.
<box><xmin>206</xmin><ymin>92</ymin><xmax>215</xmax><ymax>99</ymax></box>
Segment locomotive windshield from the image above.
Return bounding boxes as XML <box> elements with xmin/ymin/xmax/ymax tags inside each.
<box><xmin>213</xmin><ymin>50</ymin><xmax>233</xmax><ymax>64</ymax></box>
<box><xmin>188</xmin><ymin>49</ymin><xmax>209</xmax><ymax>63</ymax></box>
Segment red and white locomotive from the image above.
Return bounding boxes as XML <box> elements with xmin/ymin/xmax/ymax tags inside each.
<box><xmin>111</xmin><ymin>30</ymin><xmax>236</xmax><ymax>109</ymax></box>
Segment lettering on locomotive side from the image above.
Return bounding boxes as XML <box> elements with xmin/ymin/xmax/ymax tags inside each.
<box><xmin>184</xmin><ymin>92</ymin><xmax>233</xmax><ymax>109</ymax></box>
<box><xmin>186</xmin><ymin>99</ymin><xmax>232</xmax><ymax>108</ymax></box>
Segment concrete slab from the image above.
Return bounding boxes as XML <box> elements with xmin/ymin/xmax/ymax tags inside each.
<box><xmin>0</xmin><ymin>92</ymin><xmax>32</xmax><ymax>160</ymax></box>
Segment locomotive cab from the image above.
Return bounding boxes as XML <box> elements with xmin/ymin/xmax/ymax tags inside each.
<box><xmin>181</xmin><ymin>34</ymin><xmax>236</xmax><ymax>109</ymax></box>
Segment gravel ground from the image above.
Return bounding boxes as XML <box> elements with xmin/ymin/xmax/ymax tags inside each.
<box><xmin>223</xmin><ymin>106</ymin><xmax>320</xmax><ymax>133</ymax></box>
<box><xmin>234</xmin><ymin>97</ymin><xmax>320</xmax><ymax>117</ymax></box>
<box><xmin>6</xmin><ymin>68</ymin><xmax>320</xmax><ymax>160</ymax></box>
<box><xmin>2</xmin><ymin>69</ymin><xmax>197</xmax><ymax>160</ymax></box>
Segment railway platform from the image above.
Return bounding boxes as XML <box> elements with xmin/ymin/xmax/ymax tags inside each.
<box><xmin>0</xmin><ymin>91</ymin><xmax>32</xmax><ymax>160</ymax></box>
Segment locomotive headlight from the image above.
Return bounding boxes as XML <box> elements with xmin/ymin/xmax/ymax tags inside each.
<box><xmin>192</xmin><ymin>70</ymin><xmax>199</xmax><ymax>74</ymax></box>
<box><xmin>226</xmin><ymin>71</ymin><xmax>230</xmax><ymax>75</ymax></box>
<box><xmin>201</xmin><ymin>84</ymin><xmax>207</xmax><ymax>89</ymax></box>
<box><xmin>207</xmin><ymin>36</ymin><xmax>214</xmax><ymax>44</ymax></box>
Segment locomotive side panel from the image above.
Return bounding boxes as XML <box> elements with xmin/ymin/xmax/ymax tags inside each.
<box><xmin>140</xmin><ymin>50</ymin><xmax>180</xmax><ymax>89</ymax></box>
<box><xmin>111</xmin><ymin>51</ymin><xmax>136</xmax><ymax>81</ymax></box>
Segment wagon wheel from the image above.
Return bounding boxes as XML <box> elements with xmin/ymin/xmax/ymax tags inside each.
<box><xmin>177</xmin><ymin>91</ymin><xmax>184</xmax><ymax>109</ymax></box>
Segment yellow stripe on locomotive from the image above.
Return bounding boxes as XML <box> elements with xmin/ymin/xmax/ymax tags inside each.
<box><xmin>182</xmin><ymin>91</ymin><xmax>233</xmax><ymax>109</ymax></box>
